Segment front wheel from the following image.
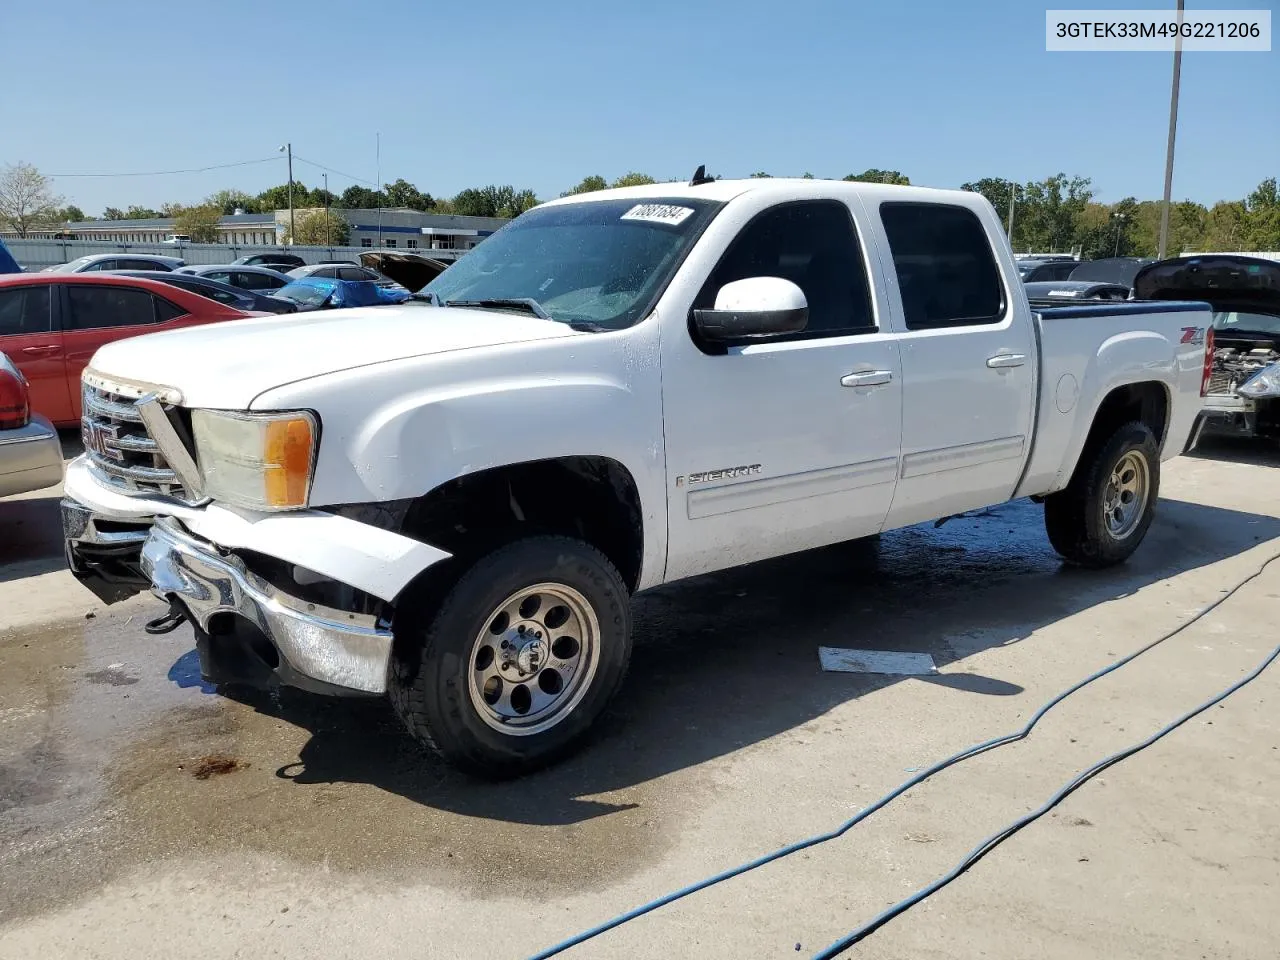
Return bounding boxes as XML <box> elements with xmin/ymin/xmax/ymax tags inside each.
<box><xmin>389</xmin><ymin>536</ymin><xmax>632</xmax><ymax>778</ymax></box>
<box><xmin>1044</xmin><ymin>421</ymin><xmax>1160</xmax><ymax>568</ymax></box>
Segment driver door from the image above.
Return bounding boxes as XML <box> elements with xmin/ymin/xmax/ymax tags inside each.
<box><xmin>660</xmin><ymin>198</ymin><xmax>903</xmax><ymax>581</ymax></box>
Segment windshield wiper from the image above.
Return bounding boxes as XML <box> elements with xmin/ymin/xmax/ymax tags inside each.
<box><xmin>444</xmin><ymin>297</ymin><xmax>551</xmax><ymax>320</ymax></box>
<box><xmin>408</xmin><ymin>291</ymin><xmax>438</xmax><ymax>305</ymax></box>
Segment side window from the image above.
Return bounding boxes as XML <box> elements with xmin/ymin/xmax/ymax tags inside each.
<box><xmin>154</xmin><ymin>296</ymin><xmax>188</xmax><ymax>321</ymax></box>
<box><xmin>204</xmin><ymin>271</ymin><xmax>232</xmax><ymax>284</ymax></box>
<box><xmin>64</xmin><ymin>286</ymin><xmax>159</xmax><ymax>330</ymax></box>
<box><xmin>0</xmin><ymin>286</ymin><xmax>52</xmax><ymax>336</ymax></box>
<box><xmin>339</xmin><ymin>267</ymin><xmax>379</xmax><ymax>281</ymax></box>
<box><xmin>879</xmin><ymin>203</ymin><xmax>1005</xmax><ymax>330</ymax></box>
<box><xmin>313</xmin><ymin>267</ymin><xmax>338</xmax><ymax>279</ymax></box>
<box><xmin>236</xmin><ymin>271</ymin><xmax>273</xmax><ymax>290</ymax></box>
<box><xmin>122</xmin><ymin>258</ymin><xmax>166</xmax><ymax>271</ymax></box>
<box><xmin>84</xmin><ymin>259</ymin><xmax>116</xmax><ymax>271</ymax></box>
<box><xmin>696</xmin><ymin>200</ymin><xmax>875</xmax><ymax>338</ymax></box>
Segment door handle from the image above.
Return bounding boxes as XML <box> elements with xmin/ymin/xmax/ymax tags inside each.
<box><xmin>841</xmin><ymin>370</ymin><xmax>893</xmax><ymax>388</ymax></box>
<box><xmin>986</xmin><ymin>354</ymin><xmax>1026</xmax><ymax>369</ymax></box>
<box><xmin>20</xmin><ymin>345</ymin><xmax>59</xmax><ymax>356</ymax></box>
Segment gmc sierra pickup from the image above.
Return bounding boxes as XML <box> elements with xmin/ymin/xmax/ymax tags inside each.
<box><xmin>61</xmin><ymin>177</ymin><xmax>1213</xmax><ymax>776</ymax></box>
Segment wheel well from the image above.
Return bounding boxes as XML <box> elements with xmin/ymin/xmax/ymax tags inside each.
<box><xmin>1082</xmin><ymin>381</ymin><xmax>1170</xmax><ymax>459</ymax></box>
<box><xmin>398</xmin><ymin>457</ymin><xmax>644</xmax><ymax>611</ymax></box>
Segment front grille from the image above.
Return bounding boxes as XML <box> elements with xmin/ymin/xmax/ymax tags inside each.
<box><xmin>81</xmin><ymin>384</ymin><xmax>192</xmax><ymax>500</ymax></box>
<box><xmin>1206</xmin><ymin>370</ymin><xmax>1235</xmax><ymax>396</ymax></box>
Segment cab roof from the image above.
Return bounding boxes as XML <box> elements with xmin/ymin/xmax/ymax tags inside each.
<box><xmin>538</xmin><ymin>177</ymin><xmax>987</xmax><ymax>210</ymax></box>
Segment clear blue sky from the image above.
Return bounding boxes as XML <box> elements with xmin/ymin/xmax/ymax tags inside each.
<box><xmin>2</xmin><ymin>0</ymin><xmax>1275</xmax><ymax>216</ymax></box>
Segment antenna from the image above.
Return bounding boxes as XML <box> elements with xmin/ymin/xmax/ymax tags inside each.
<box><xmin>689</xmin><ymin>164</ymin><xmax>714</xmax><ymax>186</ymax></box>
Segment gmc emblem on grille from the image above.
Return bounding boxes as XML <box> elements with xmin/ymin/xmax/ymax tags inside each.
<box><xmin>82</xmin><ymin>418</ymin><xmax>124</xmax><ymax>461</ymax></box>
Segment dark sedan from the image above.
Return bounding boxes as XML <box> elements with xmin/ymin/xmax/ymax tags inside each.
<box><xmin>114</xmin><ymin>271</ymin><xmax>297</xmax><ymax>314</ymax></box>
<box><xmin>233</xmin><ymin>252</ymin><xmax>306</xmax><ymax>270</ymax></box>
<box><xmin>1024</xmin><ymin>280</ymin><xmax>1131</xmax><ymax>301</ymax></box>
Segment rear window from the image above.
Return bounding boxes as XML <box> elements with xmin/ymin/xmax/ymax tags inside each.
<box><xmin>880</xmin><ymin>203</ymin><xmax>1005</xmax><ymax>329</ymax></box>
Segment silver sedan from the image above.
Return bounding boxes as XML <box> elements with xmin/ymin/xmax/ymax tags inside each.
<box><xmin>0</xmin><ymin>352</ymin><xmax>62</xmax><ymax>497</ymax></box>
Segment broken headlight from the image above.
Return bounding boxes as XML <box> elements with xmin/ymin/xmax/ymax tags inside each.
<box><xmin>1238</xmin><ymin>362</ymin><xmax>1280</xmax><ymax>400</ymax></box>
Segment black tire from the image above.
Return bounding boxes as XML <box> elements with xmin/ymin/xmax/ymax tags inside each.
<box><xmin>1044</xmin><ymin>421</ymin><xmax>1160</xmax><ymax>568</ymax></box>
<box><xmin>389</xmin><ymin>536</ymin><xmax>632</xmax><ymax>778</ymax></box>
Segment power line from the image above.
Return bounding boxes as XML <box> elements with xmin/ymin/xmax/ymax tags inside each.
<box><xmin>48</xmin><ymin>156</ymin><xmax>281</xmax><ymax>178</ymax></box>
<box><xmin>292</xmin><ymin>155</ymin><xmax>379</xmax><ymax>188</ymax></box>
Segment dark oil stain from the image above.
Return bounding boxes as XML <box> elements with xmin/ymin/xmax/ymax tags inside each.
<box><xmin>189</xmin><ymin>753</ymin><xmax>246</xmax><ymax>779</ymax></box>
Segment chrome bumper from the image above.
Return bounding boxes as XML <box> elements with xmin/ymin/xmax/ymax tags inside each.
<box><xmin>0</xmin><ymin>415</ymin><xmax>63</xmax><ymax>498</ymax></box>
<box><xmin>140</xmin><ymin>517</ymin><xmax>394</xmax><ymax>695</ymax></box>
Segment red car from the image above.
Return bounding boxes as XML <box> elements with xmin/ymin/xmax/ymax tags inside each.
<box><xmin>0</xmin><ymin>273</ymin><xmax>254</xmax><ymax>427</ymax></box>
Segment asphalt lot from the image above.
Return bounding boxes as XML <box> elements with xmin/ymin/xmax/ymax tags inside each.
<box><xmin>1</xmin><ymin>437</ymin><xmax>1278</xmax><ymax>960</ymax></box>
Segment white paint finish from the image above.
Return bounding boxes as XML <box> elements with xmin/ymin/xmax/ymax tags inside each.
<box><xmin>711</xmin><ymin>276</ymin><xmax>807</xmax><ymax>312</ymax></box>
<box><xmin>899</xmin><ymin>435</ymin><xmax>1026</xmax><ymax>480</ymax></box>
<box><xmin>86</xmin><ymin>306</ymin><xmax>581</xmax><ymax>409</ymax></box>
<box><xmin>656</xmin><ymin>189</ymin><xmax>904</xmax><ymax>581</ymax></box>
<box><xmin>256</xmin><ymin>319</ymin><xmax>670</xmax><ymax>590</ymax></box>
<box><xmin>686</xmin><ymin>457</ymin><xmax>898</xmax><ymax>520</ymax></box>
<box><xmin>1013</xmin><ymin>311</ymin><xmax>1210</xmax><ymax>498</ymax></box>
<box><xmin>817</xmin><ymin>647</ymin><xmax>938</xmax><ymax>675</ymax></box>
<box><xmin>65</xmin><ymin>177</ymin><xmax>1211</xmax><ymax>603</ymax></box>
<box><xmin>1055</xmin><ymin>373</ymin><xmax>1080</xmax><ymax>414</ymax></box>
<box><xmin>63</xmin><ymin>457</ymin><xmax>448</xmax><ymax>601</ymax></box>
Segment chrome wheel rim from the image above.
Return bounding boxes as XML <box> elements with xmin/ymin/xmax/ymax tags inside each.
<box><xmin>1102</xmin><ymin>450</ymin><xmax>1149</xmax><ymax>540</ymax></box>
<box><xmin>467</xmin><ymin>583</ymin><xmax>600</xmax><ymax>736</ymax></box>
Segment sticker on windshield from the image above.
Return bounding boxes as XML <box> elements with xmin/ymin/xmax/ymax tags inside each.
<box><xmin>620</xmin><ymin>203</ymin><xmax>695</xmax><ymax>226</ymax></box>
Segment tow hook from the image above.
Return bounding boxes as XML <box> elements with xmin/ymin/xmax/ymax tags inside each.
<box><xmin>144</xmin><ymin>603</ymin><xmax>188</xmax><ymax>635</ymax></box>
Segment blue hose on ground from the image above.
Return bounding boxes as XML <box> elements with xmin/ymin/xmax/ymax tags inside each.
<box><xmin>812</xmin><ymin>624</ymin><xmax>1280</xmax><ymax>958</ymax></box>
<box><xmin>524</xmin><ymin>552</ymin><xmax>1280</xmax><ymax>960</ymax></box>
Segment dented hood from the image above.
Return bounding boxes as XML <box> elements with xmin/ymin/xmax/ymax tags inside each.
<box><xmin>359</xmin><ymin>251</ymin><xmax>450</xmax><ymax>291</ymax></box>
<box><xmin>1133</xmin><ymin>255</ymin><xmax>1280</xmax><ymax>316</ymax></box>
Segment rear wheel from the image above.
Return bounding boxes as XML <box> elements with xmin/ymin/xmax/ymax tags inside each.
<box><xmin>389</xmin><ymin>536</ymin><xmax>631</xmax><ymax>778</ymax></box>
<box><xmin>1044</xmin><ymin>421</ymin><xmax>1160</xmax><ymax>568</ymax></box>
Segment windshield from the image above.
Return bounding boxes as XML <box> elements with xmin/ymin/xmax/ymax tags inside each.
<box><xmin>274</xmin><ymin>280</ymin><xmax>334</xmax><ymax>307</ymax></box>
<box><xmin>422</xmin><ymin>197</ymin><xmax>723</xmax><ymax>329</ymax></box>
<box><xmin>1212</xmin><ymin>310</ymin><xmax>1280</xmax><ymax>338</ymax></box>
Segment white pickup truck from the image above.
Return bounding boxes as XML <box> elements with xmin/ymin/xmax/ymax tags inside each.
<box><xmin>61</xmin><ymin>177</ymin><xmax>1214</xmax><ymax>776</ymax></box>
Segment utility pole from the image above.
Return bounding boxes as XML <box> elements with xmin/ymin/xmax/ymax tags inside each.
<box><xmin>376</xmin><ymin>132</ymin><xmax>383</xmax><ymax>248</ymax></box>
<box><xmin>279</xmin><ymin>142</ymin><xmax>295</xmax><ymax>244</ymax></box>
<box><xmin>323</xmin><ymin>172</ymin><xmax>330</xmax><ymax>247</ymax></box>
<box><xmin>1157</xmin><ymin>0</ymin><xmax>1184</xmax><ymax>260</ymax></box>
<box><xmin>1113</xmin><ymin>212</ymin><xmax>1127</xmax><ymax>257</ymax></box>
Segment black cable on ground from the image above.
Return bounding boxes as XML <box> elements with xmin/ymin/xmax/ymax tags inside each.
<box><xmin>813</xmin><ymin>624</ymin><xmax>1280</xmax><ymax>958</ymax></box>
<box><xmin>525</xmin><ymin>551</ymin><xmax>1280</xmax><ymax>960</ymax></box>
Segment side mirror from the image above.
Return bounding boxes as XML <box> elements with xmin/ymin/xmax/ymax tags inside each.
<box><xmin>692</xmin><ymin>277</ymin><xmax>808</xmax><ymax>343</ymax></box>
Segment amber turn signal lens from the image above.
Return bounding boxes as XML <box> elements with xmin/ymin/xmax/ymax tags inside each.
<box><xmin>263</xmin><ymin>416</ymin><xmax>315</xmax><ymax>507</ymax></box>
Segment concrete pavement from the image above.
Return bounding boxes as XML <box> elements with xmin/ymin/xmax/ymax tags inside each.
<box><xmin>1</xmin><ymin>438</ymin><xmax>1277</xmax><ymax>959</ymax></box>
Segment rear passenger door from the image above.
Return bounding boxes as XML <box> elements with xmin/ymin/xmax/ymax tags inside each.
<box><xmin>59</xmin><ymin>285</ymin><xmax>194</xmax><ymax>418</ymax></box>
<box><xmin>0</xmin><ymin>284</ymin><xmax>71</xmax><ymax>424</ymax></box>
<box><xmin>867</xmin><ymin>201</ymin><xmax>1036</xmax><ymax>527</ymax></box>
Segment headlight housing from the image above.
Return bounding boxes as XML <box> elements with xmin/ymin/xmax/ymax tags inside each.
<box><xmin>1237</xmin><ymin>362</ymin><xmax>1280</xmax><ymax>400</ymax></box>
<box><xmin>191</xmin><ymin>410</ymin><xmax>318</xmax><ymax>511</ymax></box>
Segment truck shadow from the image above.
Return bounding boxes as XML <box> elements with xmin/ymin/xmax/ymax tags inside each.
<box><xmin>221</xmin><ymin>496</ymin><xmax>1280</xmax><ymax>826</ymax></box>
<box><xmin>1187</xmin><ymin>436</ymin><xmax>1280</xmax><ymax>468</ymax></box>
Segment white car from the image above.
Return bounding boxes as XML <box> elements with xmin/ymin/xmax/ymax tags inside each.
<box><xmin>0</xmin><ymin>352</ymin><xmax>62</xmax><ymax>498</ymax></box>
<box><xmin>61</xmin><ymin>177</ymin><xmax>1212</xmax><ymax>776</ymax></box>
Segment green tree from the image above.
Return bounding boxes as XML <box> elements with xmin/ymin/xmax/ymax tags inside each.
<box><xmin>842</xmin><ymin>169</ymin><xmax>910</xmax><ymax>185</ymax></box>
<box><xmin>258</xmin><ymin>182</ymin><xmax>313</xmax><ymax>211</ymax></box>
<box><xmin>611</xmin><ymin>172</ymin><xmax>656</xmax><ymax>188</ymax></box>
<box><xmin>206</xmin><ymin>189</ymin><xmax>262</xmax><ymax>215</ymax></box>
<box><xmin>0</xmin><ymin>162</ymin><xmax>63</xmax><ymax>237</ymax></box>
<box><xmin>103</xmin><ymin>207</ymin><xmax>126</xmax><ymax>220</ymax></box>
<box><xmin>749</xmin><ymin>172</ymin><xmax>772</xmax><ymax>178</ymax></box>
<box><xmin>338</xmin><ymin>185</ymin><xmax>388</xmax><ymax>209</ymax></box>
<box><xmin>1243</xmin><ymin>177</ymin><xmax>1280</xmax><ymax>251</ymax></box>
<box><xmin>1017</xmin><ymin>174</ymin><xmax>1093</xmax><ymax>252</ymax></box>
<box><xmin>960</xmin><ymin>177</ymin><xmax>1022</xmax><ymax>239</ymax></box>
<box><xmin>53</xmin><ymin>204</ymin><xmax>86</xmax><ymax>223</ymax></box>
<box><xmin>124</xmin><ymin>205</ymin><xmax>162</xmax><ymax>220</ymax></box>
<box><xmin>1200</xmin><ymin>200</ymin><xmax>1248</xmax><ymax>251</ymax></box>
<box><xmin>285</xmin><ymin>209</ymin><xmax>350</xmax><ymax>246</ymax></box>
<box><xmin>383</xmin><ymin>178</ymin><xmax>435</xmax><ymax>211</ymax></box>
<box><xmin>452</xmin><ymin>185</ymin><xmax>538</xmax><ymax>218</ymax></box>
<box><xmin>173</xmin><ymin>204</ymin><xmax>221</xmax><ymax>243</ymax></box>
<box><xmin>561</xmin><ymin>175</ymin><xmax>608</xmax><ymax>196</ymax></box>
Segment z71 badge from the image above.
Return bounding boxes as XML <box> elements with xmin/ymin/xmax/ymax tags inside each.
<box><xmin>1180</xmin><ymin>326</ymin><xmax>1207</xmax><ymax>345</ymax></box>
<box><xmin>676</xmin><ymin>464</ymin><xmax>762</xmax><ymax>487</ymax></box>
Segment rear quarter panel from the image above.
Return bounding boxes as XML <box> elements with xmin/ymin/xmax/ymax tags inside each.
<box><xmin>1015</xmin><ymin>302</ymin><xmax>1210</xmax><ymax>498</ymax></box>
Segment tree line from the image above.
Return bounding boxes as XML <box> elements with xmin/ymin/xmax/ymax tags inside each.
<box><xmin>3</xmin><ymin>160</ymin><xmax>1278</xmax><ymax>255</ymax></box>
